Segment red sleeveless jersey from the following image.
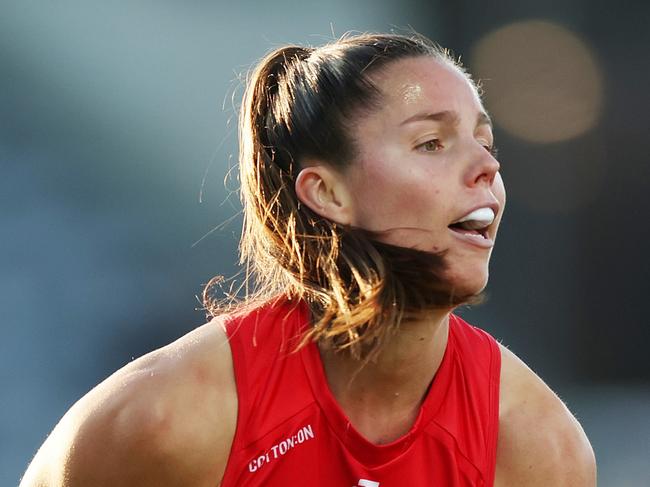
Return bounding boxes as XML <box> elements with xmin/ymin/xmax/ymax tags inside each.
<box><xmin>220</xmin><ymin>298</ymin><xmax>501</xmax><ymax>487</ymax></box>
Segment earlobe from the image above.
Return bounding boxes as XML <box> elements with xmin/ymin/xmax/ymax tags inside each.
<box><xmin>295</xmin><ymin>165</ymin><xmax>353</xmax><ymax>225</ymax></box>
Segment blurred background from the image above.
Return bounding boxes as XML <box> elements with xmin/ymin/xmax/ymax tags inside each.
<box><xmin>2</xmin><ymin>0</ymin><xmax>648</xmax><ymax>485</ymax></box>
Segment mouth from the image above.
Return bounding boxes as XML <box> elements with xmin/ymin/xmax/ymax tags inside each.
<box><xmin>448</xmin><ymin>206</ymin><xmax>497</xmax><ymax>247</ymax></box>
<box><xmin>448</xmin><ymin>222</ymin><xmax>490</xmax><ymax>239</ymax></box>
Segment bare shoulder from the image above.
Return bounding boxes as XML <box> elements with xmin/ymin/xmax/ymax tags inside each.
<box><xmin>20</xmin><ymin>316</ymin><xmax>237</xmax><ymax>487</ymax></box>
<box><xmin>495</xmin><ymin>344</ymin><xmax>596</xmax><ymax>487</ymax></box>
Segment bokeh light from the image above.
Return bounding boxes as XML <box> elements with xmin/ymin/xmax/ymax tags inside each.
<box><xmin>471</xmin><ymin>20</ymin><xmax>603</xmax><ymax>144</ymax></box>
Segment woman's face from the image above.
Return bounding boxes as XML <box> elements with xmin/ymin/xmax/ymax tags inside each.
<box><xmin>344</xmin><ymin>56</ymin><xmax>506</xmax><ymax>296</ymax></box>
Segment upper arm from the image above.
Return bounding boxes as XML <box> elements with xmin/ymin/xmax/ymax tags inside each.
<box><xmin>20</xmin><ymin>318</ymin><xmax>238</xmax><ymax>487</ymax></box>
<box><xmin>495</xmin><ymin>344</ymin><xmax>596</xmax><ymax>487</ymax></box>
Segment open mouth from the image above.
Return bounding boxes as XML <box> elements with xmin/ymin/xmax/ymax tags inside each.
<box><xmin>448</xmin><ymin>207</ymin><xmax>495</xmax><ymax>240</ymax></box>
<box><xmin>448</xmin><ymin>221</ymin><xmax>489</xmax><ymax>239</ymax></box>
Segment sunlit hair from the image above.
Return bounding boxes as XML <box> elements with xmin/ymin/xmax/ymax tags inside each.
<box><xmin>204</xmin><ymin>33</ymin><xmax>482</xmax><ymax>360</ymax></box>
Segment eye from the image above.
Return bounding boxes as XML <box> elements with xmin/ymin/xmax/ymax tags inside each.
<box><xmin>485</xmin><ymin>144</ymin><xmax>499</xmax><ymax>159</ymax></box>
<box><xmin>417</xmin><ymin>139</ymin><xmax>444</xmax><ymax>152</ymax></box>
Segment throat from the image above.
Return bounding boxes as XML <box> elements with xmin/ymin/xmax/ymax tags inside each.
<box><xmin>318</xmin><ymin>312</ymin><xmax>451</xmax><ymax>445</ymax></box>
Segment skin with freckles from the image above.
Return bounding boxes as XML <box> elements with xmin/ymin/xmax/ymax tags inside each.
<box><xmin>341</xmin><ymin>57</ymin><xmax>506</xmax><ymax>297</ymax></box>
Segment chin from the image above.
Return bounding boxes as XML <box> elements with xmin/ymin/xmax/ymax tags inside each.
<box><xmin>444</xmin><ymin>267</ymin><xmax>489</xmax><ymax>299</ymax></box>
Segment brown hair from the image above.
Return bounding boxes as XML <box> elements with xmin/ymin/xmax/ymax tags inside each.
<box><xmin>205</xmin><ymin>33</ymin><xmax>481</xmax><ymax>360</ymax></box>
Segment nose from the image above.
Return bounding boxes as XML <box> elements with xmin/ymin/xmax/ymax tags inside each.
<box><xmin>464</xmin><ymin>144</ymin><xmax>500</xmax><ymax>187</ymax></box>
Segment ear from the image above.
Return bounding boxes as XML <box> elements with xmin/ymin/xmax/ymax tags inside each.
<box><xmin>295</xmin><ymin>164</ymin><xmax>354</xmax><ymax>225</ymax></box>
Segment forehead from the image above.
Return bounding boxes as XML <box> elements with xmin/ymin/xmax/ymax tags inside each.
<box><xmin>369</xmin><ymin>56</ymin><xmax>484</xmax><ymax>119</ymax></box>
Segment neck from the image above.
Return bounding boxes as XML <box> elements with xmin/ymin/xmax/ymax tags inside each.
<box><xmin>318</xmin><ymin>307</ymin><xmax>452</xmax><ymax>443</ymax></box>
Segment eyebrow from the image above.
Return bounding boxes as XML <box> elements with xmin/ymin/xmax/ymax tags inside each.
<box><xmin>400</xmin><ymin>110</ymin><xmax>493</xmax><ymax>129</ymax></box>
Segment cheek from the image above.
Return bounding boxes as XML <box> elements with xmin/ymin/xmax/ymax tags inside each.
<box><xmin>494</xmin><ymin>173</ymin><xmax>506</xmax><ymax>205</ymax></box>
<box><xmin>350</xmin><ymin>156</ymin><xmax>449</xmax><ymax>232</ymax></box>
<box><xmin>492</xmin><ymin>173</ymin><xmax>507</xmax><ymax>228</ymax></box>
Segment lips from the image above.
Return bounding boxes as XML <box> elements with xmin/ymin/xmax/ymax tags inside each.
<box><xmin>448</xmin><ymin>203</ymin><xmax>500</xmax><ymax>245</ymax></box>
<box><xmin>448</xmin><ymin>227</ymin><xmax>495</xmax><ymax>249</ymax></box>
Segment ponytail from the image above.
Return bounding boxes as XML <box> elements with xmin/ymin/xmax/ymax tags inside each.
<box><xmin>205</xmin><ymin>33</ymin><xmax>481</xmax><ymax>361</ymax></box>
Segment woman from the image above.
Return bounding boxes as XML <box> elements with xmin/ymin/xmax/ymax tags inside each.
<box><xmin>21</xmin><ymin>33</ymin><xmax>595</xmax><ymax>486</ymax></box>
